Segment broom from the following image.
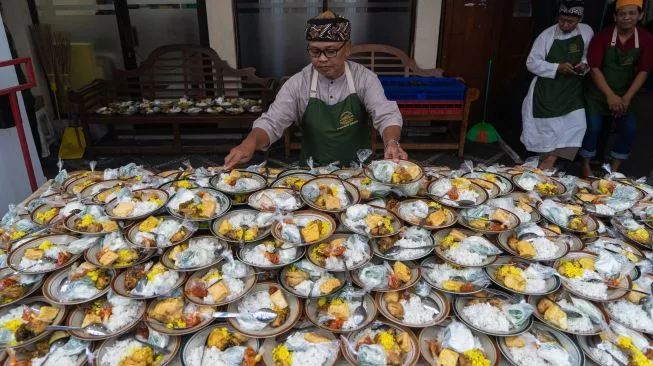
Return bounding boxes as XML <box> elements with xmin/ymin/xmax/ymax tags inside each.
<box><xmin>466</xmin><ymin>58</ymin><xmax>500</xmax><ymax>143</ymax></box>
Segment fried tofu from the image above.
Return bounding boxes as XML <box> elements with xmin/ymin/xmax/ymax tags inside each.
<box><xmin>397</xmin><ymin>331</ymin><xmax>412</xmax><ymax>353</ymax></box>
<box><xmin>394</xmin><ymin>261</ymin><xmax>411</xmax><ymax>282</ymax></box>
<box><xmin>286</xmin><ymin>269</ymin><xmax>309</xmax><ymax>287</ymax></box>
<box><xmin>544</xmin><ymin>304</ymin><xmax>568</xmax><ymax>330</ymax></box>
<box><xmin>99</xmin><ymin>251</ymin><xmax>119</xmax><ymax>266</ymax></box>
<box><xmin>200</xmin><ymin>196</ymin><xmax>217</xmax><ymax>217</ymax></box>
<box><xmin>327</xmin><ymin>302</ymin><xmax>349</xmax><ymax>320</ymax></box>
<box><xmin>438</xmin><ymin>349</ymin><xmax>459</xmax><ymax>366</ymax></box>
<box><xmin>578</xmin><ymin>258</ymin><xmax>595</xmax><ymax>270</ymax></box>
<box><xmin>81</xmin><ymin>313</ymin><xmax>102</xmax><ymax>328</ymax></box>
<box><xmin>36</xmin><ymin>306</ymin><xmax>59</xmax><ymax>322</ymax></box>
<box><xmin>319</xmin><ymin>278</ymin><xmax>341</xmax><ymax>294</ymax></box>
<box><xmin>207</xmin><ymin>281</ymin><xmax>230</xmax><ymax>303</ymax></box>
<box><xmin>301</xmin><ymin>221</ymin><xmax>321</xmax><ymax>243</ymax></box>
<box><xmin>537</xmin><ymin>298</ymin><xmax>556</xmax><ymax>314</ymax></box>
<box><xmin>449</xmin><ymin>229</ymin><xmax>468</xmax><ymax>241</ymax></box>
<box><xmin>101</xmin><ymin>221</ymin><xmax>118</xmax><ymax>232</ymax></box>
<box><xmin>324</xmin><ymin>195</ymin><xmax>341</xmax><ymax>210</ymax></box>
<box><xmin>426</xmin><ymin>210</ymin><xmax>447</xmax><ymax>226</ymax></box>
<box><xmin>112</xmin><ymin>202</ymin><xmax>135</xmax><ymax>217</ymax></box>
<box><xmin>24</xmin><ymin>248</ymin><xmax>44</xmax><ymax>261</ymax></box>
<box><xmin>383</xmin><ymin>292</ymin><xmax>401</xmax><ymax>303</ymax></box>
<box><xmin>269</xmin><ymin>289</ymin><xmax>288</xmax><ymax>310</ymax></box>
<box><xmin>491</xmin><ymin>209</ymin><xmax>510</xmax><ymax>223</ymax></box>
<box><xmin>516</xmin><ymin>240</ymin><xmax>536</xmax><ymax>259</ymax></box>
<box><xmin>304</xmin><ymin>332</ymin><xmax>331</xmax><ymax>343</ymax></box>
<box><xmin>503</xmin><ymin>275</ymin><xmax>526</xmax><ymax>292</ymax></box>
<box><xmin>505</xmin><ymin>336</ymin><xmax>526</xmax><ymax>348</ymax></box>
<box><xmin>148</xmin><ymin>297</ymin><xmax>184</xmax><ymax>323</ymax></box>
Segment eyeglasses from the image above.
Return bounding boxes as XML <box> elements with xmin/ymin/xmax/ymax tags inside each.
<box><xmin>306</xmin><ymin>43</ymin><xmax>346</xmax><ymax>58</ymax></box>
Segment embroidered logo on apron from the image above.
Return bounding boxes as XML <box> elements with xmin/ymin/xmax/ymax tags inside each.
<box><xmin>569</xmin><ymin>43</ymin><xmax>580</xmax><ymax>54</ymax></box>
<box><xmin>338</xmin><ymin>111</ymin><xmax>359</xmax><ymax>130</ymax></box>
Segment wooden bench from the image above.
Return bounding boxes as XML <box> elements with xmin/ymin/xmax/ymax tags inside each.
<box><xmin>283</xmin><ymin>44</ymin><xmax>479</xmax><ymax>157</ymax></box>
<box><xmin>69</xmin><ymin>44</ymin><xmax>275</xmax><ymax>157</ymax></box>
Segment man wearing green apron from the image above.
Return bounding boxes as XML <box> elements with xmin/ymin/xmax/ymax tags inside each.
<box><xmin>224</xmin><ymin>10</ymin><xmax>406</xmax><ymax>169</ymax></box>
<box><xmin>580</xmin><ymin>0</ymin><xmax>653</xmax><ymax>177</ymax></box>
<box><xmin>521</xmin><ymin>0</ymin><xmax>593</xmax><ymax>170</ymax></box>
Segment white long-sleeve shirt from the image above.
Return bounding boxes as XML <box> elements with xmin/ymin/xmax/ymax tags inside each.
<box><xmin>252</xmin><ymin>61</ymin><xmax>402</xmax><ymax>149</ymax></box>
<box><xmin>526</xmin><ymin>23</ymin><xmax>594</xmax><ymax>79</ymax></box>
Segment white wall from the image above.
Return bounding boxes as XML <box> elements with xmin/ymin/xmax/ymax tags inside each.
<box><xmin>0</xmin><ymin>10</ymin><xmax>47</xmax><ymax>211</ymax></box>
<box><xmin>413</xmin><ymin>0</ymin><xmax>443</xmax><ymax>68</ymax></box>
<box><xmin>206</xmin><ymin>0</ymin><xmax>237</xmax><ymax>68</ymax></box>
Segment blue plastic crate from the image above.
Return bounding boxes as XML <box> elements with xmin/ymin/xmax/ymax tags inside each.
<box><xmin>378</xmin><ymin>76</ymin><xmax>465</xmax><ymax>101</ymax></box>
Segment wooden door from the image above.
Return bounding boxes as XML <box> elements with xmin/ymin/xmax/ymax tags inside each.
<box><xmin>439</xmin><ymin>0</ymin><xmax>502</xmax><ymax>122</ymax></box>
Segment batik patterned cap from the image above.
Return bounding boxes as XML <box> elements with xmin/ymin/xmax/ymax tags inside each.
<box><xmin>306</xmin><ymin>15</ymin><xmax>351</xmax><ymax>42</ymax></box>
<box><xmin>559</xmin><ymin>0</ymin><xmax>584</xmax><ymax>18</ymax></box>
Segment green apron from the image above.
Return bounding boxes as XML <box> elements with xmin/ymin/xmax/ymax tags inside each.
<box><xmin>533</xmin><ymin>34</ymin><xmax>585</xmax><ymax>118</ymax></box>
<box><xmin>586</xmin><ymin>27</ymin><xmax>641</xmax><ymax>115</ymax></box>
<box><xmin>299</xmin><ymin>63</ymin><xmax>371</xmax><ymax>165</ymax></box>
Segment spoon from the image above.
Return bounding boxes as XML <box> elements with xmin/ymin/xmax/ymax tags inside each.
<box><xmin>211</xmin><ymin>308</ymin><xmax>278</xmax><ymax>323</ymax></box>
<box><xmin>428</xmin><ymin>193</ymin><xmax>475</xmax><ymax>207</ymax></box>
<box><xmin>134</xmin><ymin>333</ymin><xmax>171</xmax><ymax>354</ymax></box>
<box><xmin>463</xmin><ymin>216</ymin><xmax>505</xmax><ymax>227</ymax></box>
<box><xmin>587</xmin><ymin>335</ymin><xmax>628</xmax><ymax>366</ymax></box>
<box><xmin>37</xmin><ymin>337</ymin><xmax>68</xmax><ymax>365</ymax></box>
<box><xmin>47</xmin><ymin>323</ymin><xmax>110</xmax><ymax>337</ymax></box>
<box><xmin>343</xmin><ymin>259</ymin><xmax>367</xmax><ymax>320</ymax></box>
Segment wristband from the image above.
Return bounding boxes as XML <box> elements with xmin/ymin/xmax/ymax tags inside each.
<box><xmin>384</xmin><ymin>139</ymin><xmax>400</xmax><ymax>149</ymax></box>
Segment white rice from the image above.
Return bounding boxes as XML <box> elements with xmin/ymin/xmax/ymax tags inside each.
<box><xmin>386</xmin><ymin>236</ymin><xmax>431</xmax><ymax>260</ymax></box>
<box><xmin>522</xmin><ymin>266</ymin><xmax>547</xmax><ymax>293</ymax></box>
<box><xmin>31</xmin><ymin>347</ymin><xmax>81</xmax><ymax>366</ymax></box>
<box><xmin>186</xmin><ymin>345</ymin><xmax>246</xmax><ymax>366</ymax></box>
<box><xmin>566</xmin><ymin>273</ymin><xmax>608</xmax><ymax>299</ymax></box>
<box><xmin>517</xmin><ymin>175</ymin><xmax>539</xmax><ymax>191</ymax></box>
<box><xmin>18</xmin><ymin>258</ymin><xmax>56</xmax><ymax>271</ymax></box>
<box><xmin>100</xmin><ymin>339</ymin><xmax>144</xmax><ymax>366</ymax></box>
<box><xmin>131</xmin><ymin>270</ymin><xmax>179</xmax><ymax>297</ymax></box>
<box><xmin>530</xmin><ymin>237</ymin><xmax>560</xmax><ymax>260</ymax></box>
<box><xmin>324</xmin><ymin>246</ymin><xmax>367</xmax><ymax>270</ymax></box>
<box><xmin>444</xmin><ymin>246</ymin><xmax>486</xmax><ymax>266</ymax></box>
<box><xmin>243</xmin><ymin>243</ymin><xmax>297</xmax><ymax>267</ymax></box>
<box><xmin>285</xmin><ymin>331</ymin><xmax>338</xmax><ymax>366</ymax></box>
<box><xmin>594</xmin><ymin>204</ymin><xmax>615</xmax><ymax>216</ymax></box>
<box><xmin>400</xmin><ymin>295</ymin><xmax>437</xmax><ymax>325</ymax></box>
<box><xmin>606</xmin><ymin>300</ymin><xmax>653</xmax><ymax>333</ymax></box>
<box><xmin>461</xmin><ymin>302</ymin><xmax>510</xmax><ymax>332</ymax></box>
<box><xmin>236</xmin><ymin>290</ymin><xmax>274</xmax><ymax>330</ymax></box>
<box><xmin>426</xmin><ymin>263</ymin><xmax>484</xmax><ymax>287</ymax></box>
<box><xmin>203</xmin><ymin>276</ymin><xmax>245</xmax><ymax>303</ymax></box>
<box><xmin>105</xmin><ymin>296</ymin><xmax>142</xmax><ymax>331</ymax></box>
<box><xmin>554</xmin><ymin>299</ymin><xmax>594</xmax><ymax>332</ymax></box>
<box><xmin>509</xmin><ymin>344</ymin><xmax>553</xmax><ymax>366</ymax></box>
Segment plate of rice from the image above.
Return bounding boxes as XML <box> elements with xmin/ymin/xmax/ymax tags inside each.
<box><xmin>352</xmin><ymin>259</ymin><xmax>420</xmax><ymax>292</ymax></box>
<box><xmin>341</xmin><ymin>321</ymin><xmax>420</xmax><ymax>366</ymax></box>
<box><xmin>512</xmin><ymin>172</ymin><xmax>567</xmax><ymax>197</ymax></box>
<box><xmin>30</xmin><ymin>203</ymin><xmax>63</xmax><ymax>227</ymax></box>
<box><xmin>373</xmin><ymin>226</ymin><xmax>435</xmax><ymax>261</ymax></box>
<box><xmin>247</xmin><ymin>188</ymin><xmax>304</xmax><ymax>212</ymax></box>
<box><xmin>278</xmin><ymin>260</ymin><xmax>346</xmax><ymax>299</ymax></box>
<box><xmin>7</xmin><ymin>234</ymin><xmax>81</xmax><ymax>274</ymax></box>
<box><xmin>0</xmin><ymin>296</ymin><xmax>65</xmax><ymax>348</ymax></box>
<box><xmin>182</xmin><ymin>323</ymin><xmax>262</xmax><ymax>366</ymax></box>
<box><xmin>184</xmin><ymin>259</ymin><xmax>256</xmax><ymax>306</ymax></box>
<box><xmin>583</xmin><ymin>236</ymin><xmax>644</xmax><ymax>279</ymax></box>
<box><xmin>42</xmin><ymin>262</ymin><xmax>115</xmax><ymax>305</ymax></box>
<box><xmin>463</xmin><ymin>171</ymin><xmax>514</xmax><ymax>197</ymax></box>
<box><xmin>212</xmin><ymin>209</ymin><xmax>275</xmax><ymax>244</ymax></box>
<box><xmin>126</xmin><ymin>215</ymin><xmax>198</xmax><ymax>249</ymax></box>
<box><xmin>111</xmin><ymin>261</ymin><xmax>187</xmax><ymax>300</ymax></box>
<box><xmin>157</xmin><ymin>178</ymin><xmax>198</xmax><ymax>196</ymax></box>
<box><xmin>80</xmin><ymin>179</ymin><xmax>129</xmax><ymax>204</ymax></box>
<box><xmin>271</xmin><ymin>210</ymin><xmax>336</xmax><ymax>246</ymax></box>
<box><xmin>603</xmin><ymin>273</ymin><xmax>653</xmax><ymax>334</ymax></box>
<box><xmin>307</xmin><ymin>233</ymin><xmax>372</xmax><ymax>272</ymax></box>
<box><xmin>419</xmin><ymin>319</ymin><xmax>500</xmax><ymax>366</ymax></box>
<box><xmin>509</xmin><ymin>192</ymin><xmax>543</xmax><ymax>223</ymax></box>
<box><xmin>104</xmin><ymin>188</ymin><xmax>169</xmax><ymax>221</ymax></box>
<box><xmin>484</xmin><ymin>257</ymin><xmax>561</xmax><ymax>295</ymax></box>
<box><xmin>453</xmin><ymin>289</ymin><xmax>534</xmax><ymax>336</ymax></box>
<box><xmin>63</xmin><ymin>207</ymin><xmax>119</xmax><ymax>237</ymax></box>
<box><xmin>84</xmin><ymin>232</ymin><xmax>156</xmax><ymax>269</ymax></box>
<box><xmin>66</xmin><ymin>292</ymin><xmax>146</xmax><ymax>341</ymax></box>
<box><xmin>226</xmin><ymin>281</ymin><xmax>302</xmax><ymax>338</ymax></box>
<box><xmin>0</xmin><ymin>269</ymin><xmax>43</xmax><ymax>308</ymax></box>
<box><xmin>300</xmin><ymin>177</ymin><xmax>361</xmax><ymax>213</ymax></box>
<box><xmin>591</xmin><ymin>178</ymin><xmax>645</xmax><ymax>201</ymax></box>
<box><xmin>528</xmin><ymin>291</ymin><xmax>609</xmax><ymax>335</ymax></box>
<box><xmin>264</xmin><ymin>327</ymin><xmax>340</xmax><ymax>366</ymax></box>
<box><xmin>391</xmin><ymin>199</ymin><xmax>457</xmax><ymax>230</ymax></box>
<box><xmin>420</xmin><ymin>256</ymin><xmax>490</xmax><ymax>295</ymax></box>
<box><xmin>4</xmin><ymin>336</ymin><xmax>89</xmax><ymax>366</ymax></box>
<box><xmin>304</xmin><ymin>287</ymin><xmax>377</xmax><ymax>333</ymax></box>
<box><xmin>160</xmin><ymin>236</ymin><xmax>227</xmax><ymax>271</ymax></box>
<box><xmin>458</xmin><ymin>206</ymin><xmax>521</xmax><ymax>234</ymax></box>
<box><xmin>165</xmin><ymin>187</ymin><xmax>231</xmax><ymax>222</ymax></box>
<box><xmin>537</xmin><ymin>200</ymin><xmax>599</xmax><ymax>234</ymax></box>
<box><xmin>555</xmin><ymin>251</ymin><xmax>631</xmax><ymax>302</ymax></box>
<box><xmin>237</xmin><ymin>238</ymin><xmax>305</xmax><ymax>269</ymax></box>
<box><xmin>364</xmin><ymin>159</ymin><xmax>424</xmax><ymax>186</ymax></box>
<box><xmin>209</xmin><ymin>169</ymin><xmax>267</xmax><ymax>195</ymax></box>
<box><xmin>577</xmin><ymin>321</ymin><xmax>652</xmax><ymax>366</ymax></box>
<box><xmin>497</xmin><ymin>321</ymin><xmax>583</xmax><ymax>366</ymax></box>
<box><xmin>376</xmin><ymin>287</ymin><xmax>449</xmax><ymax>328</ymax></box>
<box><xmin>433</xmin><ymin>228</ymin><xmax>500</xmax><ymax>267</ymax></box>
<box><xmin>496</xmin><ymin>227</ymin><xmax>571</xmax><ymax>262</ymax></box>
<box><xmin>611</xmin><ymin>217</ymin><xmax>653</xmax><ymax>250</ymax></box>
<box><xmin>345</xmin><ymin>176</ymin><xmax>392</xmax><ymax>201</ymax></box>
<box><xmin>339</xmin><ymin>204</ymin><xmax>402</xmax><ymax>238</ymax></box>
<box><xmin>94</xmin><ymin>324</ymin><xmax>180</xmax><ymax>366</ymax></box>
<box><xmin>427</xmin><ymin>177</ymin><xmax>488</xmax><ymax>208</ymax></box>
<box><xmin>271</xmin><ymin>173</ymin><xmax>317</xmax><ymax>192</ymax></box>
<box><xmin>145</xmin><ymin>293</ymin><xmax>215</xmax><ymax>336</ymax></box>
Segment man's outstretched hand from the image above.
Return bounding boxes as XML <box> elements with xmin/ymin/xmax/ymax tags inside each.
<box><xmin>224</xmin><ymin>141</ymin><xmax>256</xmax><ymax>170</ymax></box>
<box><xmin>384</xmin><ymin>143</ymin><xmax>408</xmax><ymax>162</ymax></box>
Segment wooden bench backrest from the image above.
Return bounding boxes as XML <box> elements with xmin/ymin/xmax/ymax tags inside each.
<box><xmin>349</xmin><ymin>44</ymin><xmax>444</xmax><ymax>77</ymax></box>
<box><xmin>110</xmin><ymin>44</ymin><xmax>274</xmax><ymax>104</ymax></box>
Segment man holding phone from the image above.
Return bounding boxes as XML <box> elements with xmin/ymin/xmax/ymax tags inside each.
<box><xmin>521</xmin><ymin>0</ymin><xmax>593</xmax><ymax>170</ymax></box>
<box><xmin>580</xmin><ymin>0</ymin><xmax>653</xmax><ymax>177</ymax></box>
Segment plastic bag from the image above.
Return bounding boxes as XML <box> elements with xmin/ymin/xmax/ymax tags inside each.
<box><xmin>537</xmin><ymin>342</ymin><xmax>572</xmax><ymax>366</ymax></box>
<box><xmin>441</xmin><ymin>320</ymin><xmax>476</xmax><ymax>353</ymax></box>
<box><xmin>460</xmin><ymin>236</ymin><xmax>502</xmax><ymax>256</ymax></box>
<box><xmin>245</xmin><ymin>160</ymin><xmax>267</xmax><ymax>173</ymax></box>
<box><xmin>503</xmin><ymin>301</ymin><xmax>533</xmax><ymax>327</ymax></box>
<box><xmin>356</xmin><ymin>149</ymin><xmax>373</xmax><ymax>168</ymax></box>
<box><xmin>595</xmin><ymin>250</ymin><xmax>636</xmax><ymax>280</ymax></box>
<box><xmin>527</xmin><ymin>263</ymin><xmax>558</xmax><ymax>279</ymax></box>
<box><xmin>539</xmin><ymin>199</ymin><xmax>572</xmax><ymax>226</ymax></box>
<box><xmin>570</xmin><ymin>296</ymin><xmax>607</xmax><ymax>326</ymax></box>
<box><xmin>67</xmin><ymin>237</ymin><xmax>100</xmax><ymax>254</ymax></box>
<box><xmin>358</xmin><ymin>264</ymin><xmax>387</xmax><ymax>291</ymax></box>
<box><xmin>522</xmin><ymin>156</ymin><xmax>540</xmax><ymax>170</ymax></box>
<box><xmin>0</xmin><ymin>205</ymin><xmax>18</xmax><ymax>227</ymax></box>
<box><xmin>371</xmin><ymin>160</ymin><xmax>396</xmax><ymax>184</ymax></box>
<box><xmin>358</xmin><ymin>344</ymin><xmax>386</xmax><ymax>366</ymax></box>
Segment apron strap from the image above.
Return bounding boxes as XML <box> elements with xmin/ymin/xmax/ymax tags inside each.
<box><xmin>610</xmin><ymin>27</ymin><xmax>640</xmax><ymax>48</ymax></box>
<box><xmin>344</xmin><ymin>62</ymin><xmax>356</xmax><ymax>95</ymax></box>
<box><xmin>309</xmin><ymin>68</ymin><xmax>319</xmax><ymax>98</ymax></box>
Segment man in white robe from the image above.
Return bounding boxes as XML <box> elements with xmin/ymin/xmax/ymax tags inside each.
<box><xmin>521</xmin><ymin>0</ymin><xmax>594</xmax><ymax>170</ymax></box>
